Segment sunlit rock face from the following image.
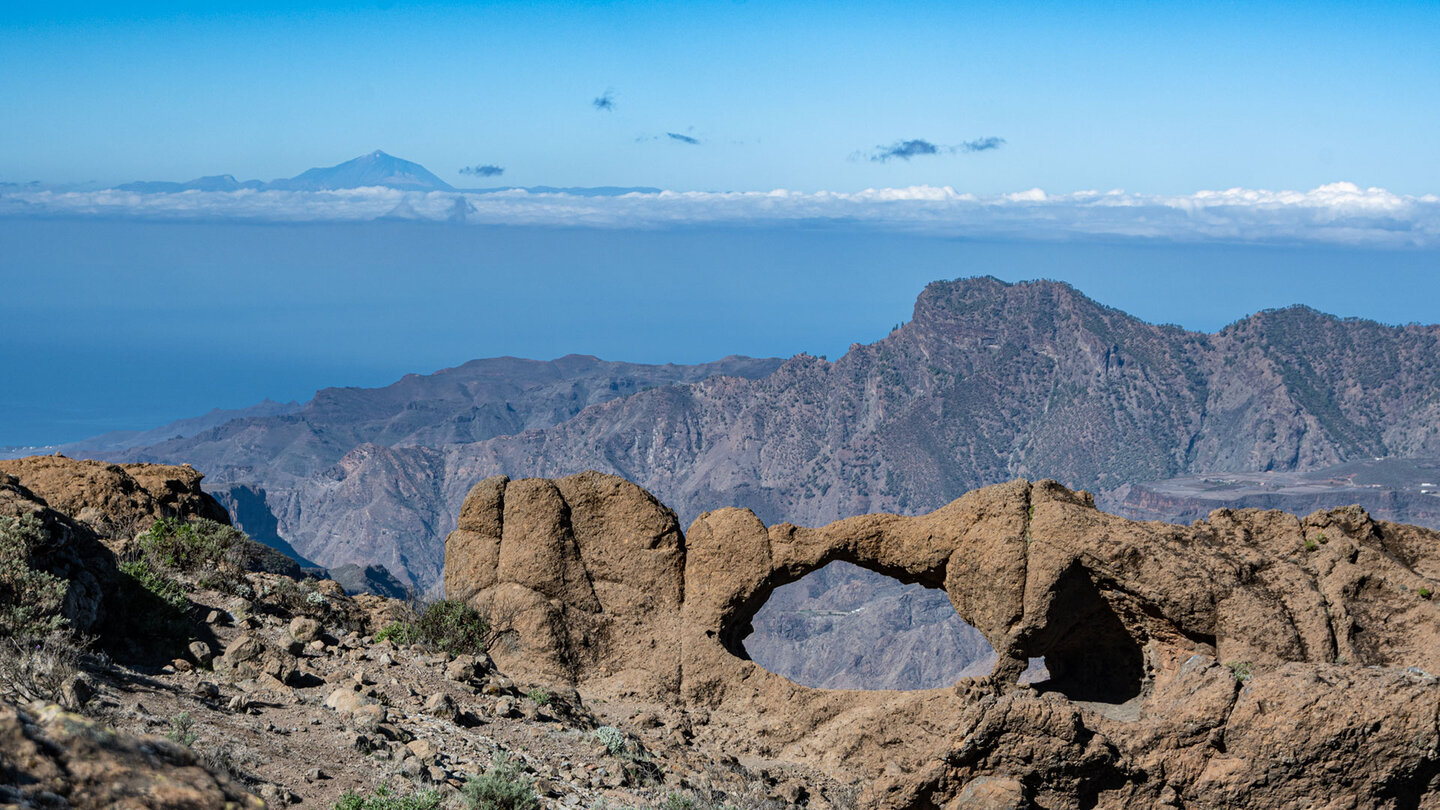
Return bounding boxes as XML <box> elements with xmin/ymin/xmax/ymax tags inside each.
<box><xmin>447</xmin><ymin>471</ymin><xmax>1440</xmax><ymax>809</ymax></box>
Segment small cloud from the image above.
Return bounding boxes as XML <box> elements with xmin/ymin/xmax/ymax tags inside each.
<box><xmin>870</xmin><ymin>139</ymin><xmax>939</xmax><ymax>162</ymax></box>
<box><xmin>959</xmin><ymin>137</ymin><xmax>1005</xmax><ymax>152</ymax></box>
<box><xmin>863</xmin><ymin>136</ymin><xmax>1006</xmax><ymax>162</ymax></box>
<box><xmin>593</xmin><ymin>90</ymin><xmax>615</xmax><ymax>111</ymax></box>
<box><xmin>667</xmin><ymin>132</ymin><xmax>701</xmax><ymax>145</ymax></box>
<box><xmin>459</xmin><ymin>164</ymin><xmax>505</xmax><ymax>177</ymax></box>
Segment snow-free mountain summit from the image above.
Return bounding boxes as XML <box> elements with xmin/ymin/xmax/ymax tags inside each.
<box><xmin>117</xmin><ymin>150</ymin><xmax>455</xmax><ymax>193</ymax></box>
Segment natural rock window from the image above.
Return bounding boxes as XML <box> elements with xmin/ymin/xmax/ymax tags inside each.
<box><xmin>742</xmin><ymin>561</ymin><xmax>1040</xmax><ymax>690</ymax></box>
<box><xmin>1023</xmin><ymin>564</ymin><xmax>1146</xmax><ymax>704</ymax></box>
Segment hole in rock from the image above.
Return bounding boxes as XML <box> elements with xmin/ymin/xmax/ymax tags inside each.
<box><xmin>1026</xmin><ymin>565</ymin><xmax>1146</xmax><ymax>705</ymax></box>
<box><xmin>741</xmin><ymin>561</ymin><xmax>1045</xmax><ymax>690</ymax></box>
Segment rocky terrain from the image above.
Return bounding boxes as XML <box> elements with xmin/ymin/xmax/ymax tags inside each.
<box><xmin>0</xmin><ymin>455</ymin><xmax>830</xmax><ymax>809</ymax></box>
<box><xmin>446</xmin><ymin>470</ymin><xmax>1440</xmax><ymax>808</ymax></box>
<box><xmin>22</xmin><ymin>354</ymin><xmax>782</xmax><ymax>591</ymax></box>
<box><xmin>7</xmin><ymin>455</ymin><xmax>1440</xmax><ymax>807</ymax></box>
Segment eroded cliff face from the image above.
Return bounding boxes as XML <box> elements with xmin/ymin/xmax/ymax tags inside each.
<box><xmin>446</xmin><ymin>471</ymin><xmax>1440</xmax><ymax>808</ymax></box>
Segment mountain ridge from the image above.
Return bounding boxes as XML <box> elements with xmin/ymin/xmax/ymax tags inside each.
<box><xmin>54</xmin><ymin>277</ymin><xmax>1440</xmax><ymax>593</ymax></box>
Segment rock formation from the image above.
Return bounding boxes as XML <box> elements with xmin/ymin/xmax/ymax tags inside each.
<box><xmin>0</xmin><ymin>454</ymin><xmax>230</xmax><ymax>550</ymax></box>
<box><xmin>447</xmin><ymin>471</ymin><xmax>1440</xmax><ymax>808</ymax></box>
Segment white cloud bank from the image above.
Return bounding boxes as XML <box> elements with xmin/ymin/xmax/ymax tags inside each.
<box><xmin>3</xmin><ymin>181</ymin><xmax>1437</xmax><ymax>247</ymax></box>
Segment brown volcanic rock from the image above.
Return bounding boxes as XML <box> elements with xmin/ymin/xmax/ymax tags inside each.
<box><xmin>447</xmin><ymin>472</ymin><xmax>1440</xmax><ymax>808</ymax></box>
<box><xmin>0</xmin><ymin>473</ymin><xmax>118</xmax><ymax>634</ymax></box>
<box><xmin>0</xmin><ymin>700</ymin><xmax>263</xmax><ymax>809</ymax></box>
<box><xmin>0</xmin><ymin>454</ymin><xmax>229</xmax><ymax>546</ymax></box>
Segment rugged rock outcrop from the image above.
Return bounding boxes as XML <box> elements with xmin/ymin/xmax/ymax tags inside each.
<box><xmin>0</xmin><ymin>473</ymin><xmax>117</xmax><ymax>635</ymax></box>
<box><xmin>0</xmin><ymin>455</ymin><xmax>230</xmax><ymax>549</ymax></box>
<box><xmin>0</xmin><ymin>700</ymin><xmax>262</xmax><ymax>809</ymax></box>
<box><xmin>447</xmin><ymin>471</ymin><xmax>1440</xmax><ymax>808</ymax></box>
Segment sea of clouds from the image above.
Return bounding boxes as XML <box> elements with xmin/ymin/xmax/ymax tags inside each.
<box><xmin>3</xmin><ymin>181</ymin><xmax>1437</xmax><ymax>247</ymax></box>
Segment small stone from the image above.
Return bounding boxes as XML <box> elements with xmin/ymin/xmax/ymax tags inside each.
<box><xmin>407</xmin><ymin>738</ymin><xmax>437</xmax><ymax>761</ymax></box>
<box><xmin>445</xmin><ymin>656</ymin><xmax>477</xmax><ymax>683</ymax></box>
<box><xmin>188</xmin><ymin>641</ymin><xmax>213</xmax><ymax>667</ymax></box>
<box><xmin>227</xmin><ymin>695</ymin><xmax>251</xmax><ymax>713</ymax></box>
<box><xmin>399</xmin><ymin>755</ymin><xmax>423</xmax><ymax>777</ymax></box>
<box><xmin>224</xmin><ymin>634</ymin><xmax>266</xmax><ymax>664</ymax></box>
<box><xmin>427</xmin><ymin>765</ymin><xmax>447</xmax><ymax>783</ymax></box>
<box><xmin>304</xmin><ymin>768</ymin><xmax>328</xmax><ymax>783</ymax></box>
<box><xmin>350</xmin><ymin>703</ymin><xmax>387</xmax><ymax>733</ymax></box>
<box><xmin>493</xmin><ymin>697</ymin><xmax>518</xmax><ymax>718</ymax></box>
<box><xmin>205</xmin><ymin>609</ymin><xmax>224</xmax><ymax>625</ymax></box>
<box><xmin>169</xmin><ymin>659</ymin><xmax>192</xmax><ymax>673</ymax></box>
<box><xmin>307</xmin><ymin>639</ymin><xmax>326</xmax><ymax>653</ymax></box>
<box><xmin>290</xmin><ymin>616</ymin><xmax>323</xmax><ymax>644</ymax></box>
<box><xmin>423</xmin><ymin>693</ymin><xmax>458</xmax><ymax>720</ymax></box>
<box><xmin>192</xmin><ymin>681</ymin><xmax>220</xmax><ymax>699</ymax></box>
<box><xmin>60</xmin><ymin>674</ymin><xmax>95</xmax><ymax>708</ymax></box>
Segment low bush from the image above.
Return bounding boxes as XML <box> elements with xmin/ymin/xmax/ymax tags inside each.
<box><xmin>379</xmin><ymin>599</ymin><xmax>493</xmax><ymax>656</ymax></box>
<box><xmin>0</xmin><ymin>513</ymin><xmax>69</xmax><ymax>640</ymax></box>
<box><xmin>459</xmin><ymin>753</ymin><xmax>538</xmax><ymax>810</ymax></box>
<box><xmin>136</xmin><ymin>517</ymin><xmax>240</xmax><ymax>572</ymax></box>
<box><xmin>0</xmin><ymin>630</ymin><xmax>89</xmax><ymax>706</ymax></box>
<box><xmin>166</xmin><ymin>711</ymin><xmax>197</xmax><ymax>746</ymax></box>
<box><xmin>332</xmin><ymin>783</ymin><xmax>442</xmax><ymax>810</ymax></box>
<box><xmin>415</xmin><ymin>599</ymin><xmax>492</xmax><ymax>655</ymax></box>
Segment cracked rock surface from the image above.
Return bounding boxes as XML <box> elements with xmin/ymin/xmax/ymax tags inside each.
<box><xmin>447</xmin><ymin>471</ymin><xmax>1440</xmax><ymax>808</ymax></box>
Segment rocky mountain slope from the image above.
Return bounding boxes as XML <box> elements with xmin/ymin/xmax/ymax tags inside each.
<box><xmin>105</xmin><ymin>354</ymin><xmax>782</xmax><ymax>588</ymax></box>
<box><xmin>0</xmin><ymin>455</ymin><xmax>831</xmax><ymax>809</ymax></box>
<box><xmin>82</xmin><ymin>277</ymin><xmax>1440</xmax><ymax>598</ymax></box>
<box><xmin>449</xmin><ymin>278</ymin><xmax>1440</xmax><ymax>533</ymax></box>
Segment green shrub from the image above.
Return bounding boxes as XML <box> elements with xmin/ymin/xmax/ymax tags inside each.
<box><xmin>332</xmin><ymin>783</ymin><xmax>442</xmax><ymax>810</ymax></box>
<box><xmin>416</xmin><ymin>599</ymin><xmax>491</xmax><ymax>655</ymax></box>
<box><xmin>525</xmin><ymin>688</ymin><xmax>550</xmax><ymax>706</ymax></box>
<box><xmin>119</xmin><ymin>558</ymin><xmax>188</xmax><ymax>613</ymax></box>
<box><xmin>379</xmin><ymin>599</ymin><xmax>492</xmax><ymax>655</ymax></box>
<box><xmin>0</xmin><ymin>514</ymin><xmax>69</xmax><ymax>640</ymax></box>
<box><xmin>1420</xmin><ymin>587</ymin><xmax>1433</xmax><ymax>600</ymax></box>
<box><xmin>166</xmin><ymin>711</ymin><xmax>197</xmax><ymax>746</ymax></box>
<box><xmin>136</xmin><ymin>517</ymin><xmax>242</xmax><ymax>573</ymax></box>
<box><xmin>1303</xmin><ymin>539</ymin><xmax>1318</xmax><ymax>552</ymax></box>
<box><xmin>1227</xmin><ymin>660</ymin><xmax>1253</xmax><ymax>683</ymax></box>
<box><xmin>594</xmin><ymin>725</ymin><xmax>626</xmax><ymax>756</ymax></box>
<box><xmin>374</xmin><ymin>622</ymin><xmax>418</xmax><ymax>646</ymax></box>
<box><xmin>459</xmin><ymin>754</ymin><xmax>538</xmax><ymax>810</ymax></box>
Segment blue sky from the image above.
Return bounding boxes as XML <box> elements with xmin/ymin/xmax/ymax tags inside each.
<box><xmin>4</xmin><ymin>1</ymin><xmax>1438</xmax><ymax>193</ymax></box>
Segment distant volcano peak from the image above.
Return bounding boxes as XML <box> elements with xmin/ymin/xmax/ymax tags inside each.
<box><xmin>116</xmin><ymin>151</ymin><xmax>454</xmax><ymax>194</ymax></box>
<box><xmin>266</xmin><ymin>151</ymin><xmax>454</xmax><ymax>192</ymax></box>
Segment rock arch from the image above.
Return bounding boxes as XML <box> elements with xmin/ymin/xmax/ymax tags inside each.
<box><xmin>445</xmin><ymin>471</ymin><xmax>1440</xmax><ymax>808</ymax></box>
